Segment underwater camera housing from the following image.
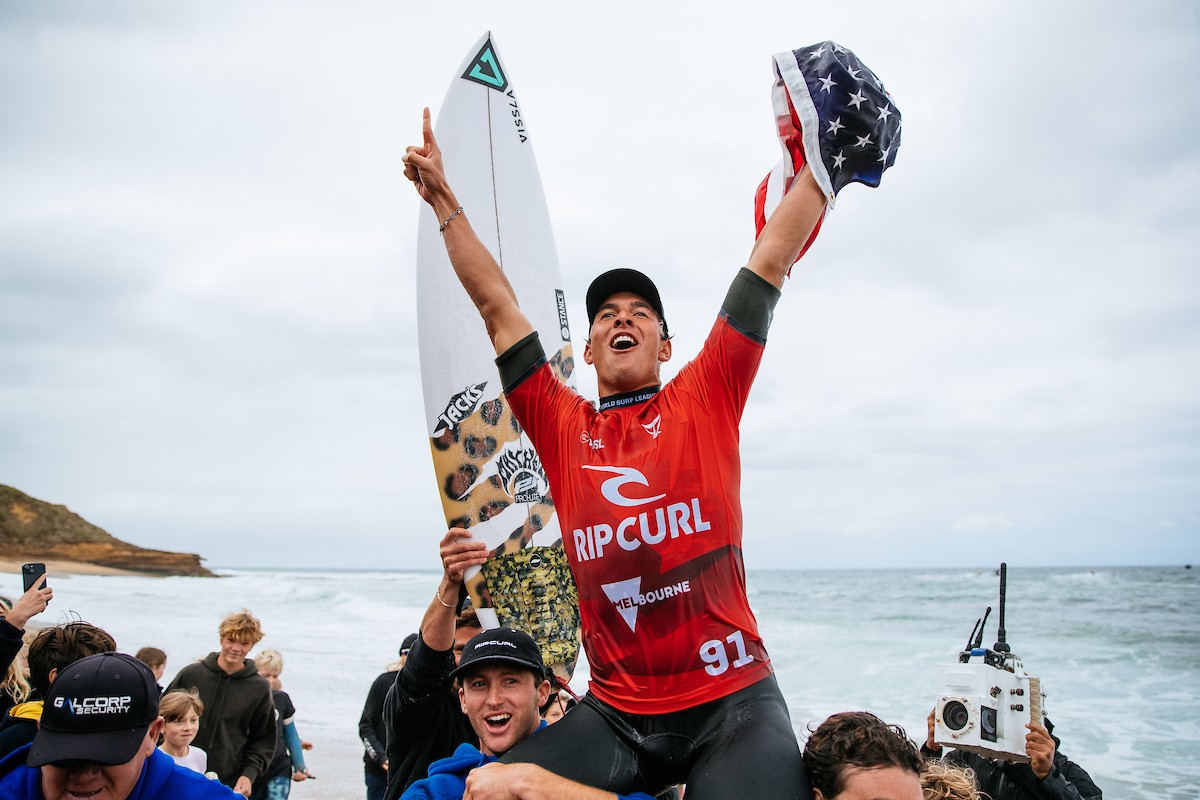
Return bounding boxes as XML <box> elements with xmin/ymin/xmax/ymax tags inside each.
<box><xmin>934</xmin><ymin>563</ymin><xmax>1045</xmax><ymax>762</ymax></box>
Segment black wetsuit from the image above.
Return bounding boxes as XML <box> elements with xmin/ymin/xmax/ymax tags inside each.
<box><xmin>360</xmin><ymin>670</ymin><xmax>393</xmax><ymax>800</ymax></box>
<box><xmin>502</xmin><ymin>674</ymin><xmax>802</xmax><ymax>799</ymax></box>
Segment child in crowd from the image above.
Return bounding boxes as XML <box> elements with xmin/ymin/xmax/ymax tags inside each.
<box><xmin>251</xmin><ymin>649</ymin><xmax>313</xmax><ymax>800</ymax></box>
<box><xmin>135</xmin><ymin>646</ymin><xmax>168</xmax><ymax>693</ymax></box>
<box><xmin>135</xmin><ymin>646</ymin><xmax>167</xmax><ymax>681</ymax></box>
<box><xmin>541</xmin><ymin>692</ymin><xmax>576</xmax><ymax>726</ymax></box>
<box><xmin>158</xmin><ymin>689</ymin><xmax>208</xmax><ymax>775</ymax></box>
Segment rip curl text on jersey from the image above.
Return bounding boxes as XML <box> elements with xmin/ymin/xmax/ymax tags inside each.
<box><xmin>498</xmin><ymin>268</ymin><xmax>781</xmax><ymax>714</ymax></box>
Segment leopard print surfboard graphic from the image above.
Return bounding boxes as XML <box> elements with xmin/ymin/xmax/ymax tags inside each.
<box><xmin>428</xmin><ymin>344</ymin><xmax>580</xmax><ymax>680</ymax></box>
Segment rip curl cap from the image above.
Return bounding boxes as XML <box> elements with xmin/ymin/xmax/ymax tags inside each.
<box><xmin>449</xmin><ymin>627</ymin><xmax>545</xmax><ymax>682</ymax></box>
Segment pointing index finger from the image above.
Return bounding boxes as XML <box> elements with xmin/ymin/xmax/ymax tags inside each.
<box><xmin>422</xmin><ymin>107</ymin><xmax>436</xmax><ymax>150</ymax></box>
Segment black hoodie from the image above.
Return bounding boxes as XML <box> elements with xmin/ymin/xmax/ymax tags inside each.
<box><xmin>166</xmin><ymin>653</ymin><xmax>276</xmax><ymax>789</ymax></box>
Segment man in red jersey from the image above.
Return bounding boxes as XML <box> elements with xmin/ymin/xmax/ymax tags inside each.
<box><xmin>405</xmin><ymin>109</ymin><xmax>813</xmax><ymax>799</ymax></box>
<box><xmin>403</xmin><ymin>44</ymin><xmax>897</xmax><ymax>798</ymax></box>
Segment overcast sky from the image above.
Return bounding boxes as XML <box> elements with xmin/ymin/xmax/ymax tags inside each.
<box><xmin>2</xmin><ymin>1</ymin><xmax>1197</xmax><ymax>572</ymax></box>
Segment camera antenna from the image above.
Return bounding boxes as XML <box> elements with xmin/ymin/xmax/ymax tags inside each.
<box><xmin>972</xmin><ymin>606</ymin><xmax>991</xmax><ymax>649</ymax></box>
<box><xmin>993</xmin><ymin>562</ymin><xmax>1011</xmax><ymax>653</ymax></box>
<box><xmin>960</xmin><ymin>605</ymin><xmax>991</xmax><ymax>662</ymax></box>
<box><xmin>964</xmin><ymin>617</ymin><xmax>982</xmax><ymax>651</ymax></box>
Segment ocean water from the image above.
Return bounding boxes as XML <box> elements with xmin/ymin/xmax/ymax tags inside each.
<box><xmin>4</xmin><ymin>565</ymin><xmax>1195</xmax><ymax>799</ymax></box>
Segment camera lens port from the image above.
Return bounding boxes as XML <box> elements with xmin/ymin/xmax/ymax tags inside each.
<box><xmin>943</xmin><ymin>700</ymin><xmax>971</xmax><ymax>732</ymax></box>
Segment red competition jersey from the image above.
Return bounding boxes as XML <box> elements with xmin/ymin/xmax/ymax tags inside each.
<box><xmin>507</xmin><ymin>312</ymin><xmax>773</xmax><ymax>714</ymax></box>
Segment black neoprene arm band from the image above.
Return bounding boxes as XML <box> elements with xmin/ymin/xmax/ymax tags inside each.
<box><xmin>495</xmin><ymin>331</ymin><xmax>547</xmax><ymax>394</ymax></box>
<box><xmin>721</xmin><ymin>268</ymin><xmax>782</xmax><ymax>344</ymax></box>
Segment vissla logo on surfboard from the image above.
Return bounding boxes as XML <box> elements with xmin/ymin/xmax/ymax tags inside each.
<box><xmin>434</xmin><ymin>382</ymin><xmax>488</xmax><ymax>435</ymax></box>
<box><xmin>461</xmin><ymin>39</ymin><xmax>508</xmax><ymax>92</ymax></box>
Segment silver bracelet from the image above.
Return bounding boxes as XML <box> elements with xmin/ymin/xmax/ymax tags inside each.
<box><xmin>439</xmin><ymin>206</ymin><xmax>463</xmax><ymax>233</ymax></box>
<box><xmin>434</xmin><ymin>587</ymin><xmax>454</xmax><ymax>608</ymax></box>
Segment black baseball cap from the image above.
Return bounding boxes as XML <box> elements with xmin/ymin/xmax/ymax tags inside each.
<box><xmin>28</xmin><ymin>652</ymin><xmax>160</xmax><ymax>767</ymax></box>
<box><xmin>449</xmin><ymin>628</ymin><xmax>545</xmax><ymax>682</ymax></box>
<box><xmin>400</xmin><ymin>633</ymin><xmax>419</xmax><ymax>656</ymax></box>
<box><xmin>586</xmin><ymin>268</ymin><xmax>668</xmax><ymax>337</ymax></box>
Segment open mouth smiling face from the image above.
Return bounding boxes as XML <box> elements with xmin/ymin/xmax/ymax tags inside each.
<box><xmin>459</xmin><ymin>666</ymin><xmax>549</xmax><ymax>756</ymax></box>
<box><xmin>482</xmin><ymin>710</ymin><xmax>514</xmax><ymax>736</ymax></box>
<box><xmin>610</xmin><ymin>332</ymin><xmax>637</xmax><ymax>351</ymax></box>
<box><xmin>584</xmin><ymin>291</ymin><xmax>672</xmax><ymax>396</ymax></box>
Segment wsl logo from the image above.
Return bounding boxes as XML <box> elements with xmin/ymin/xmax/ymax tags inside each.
<box><xmin>462</xmin><ymin>39</ymin><xmax>508</xmax><ymax>92</ymax></box>
<box><xmin>435</xmin><ymin>382</ymin><xmax>488</xmax><ymax>435</ymax></box>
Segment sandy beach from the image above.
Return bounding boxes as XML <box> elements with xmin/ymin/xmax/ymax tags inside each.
<box><xmin>0</xmin><ymin>559</ymin><xmax>157</xmax><ymax>579</ymax></box>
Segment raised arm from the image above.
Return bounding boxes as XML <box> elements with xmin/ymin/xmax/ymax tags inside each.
<box><xmin>422</xmin><ymin>528</ymin><xmax>488</xmax><ymax>651</ymax></box>
<box><xmin>403</xmin><ymin>108</ymin><xmax>534</xmax><ymax>355</ymax></box>
<box><xmin>745</xmin><ymin>167</ymin><xmax>827</xmax><ymax>289</ymax></box>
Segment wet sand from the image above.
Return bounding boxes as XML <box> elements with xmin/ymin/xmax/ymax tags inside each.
<box><xmin>0</xmin><ymin>558</ymin><xmax>157</xmax><ymax>578</ymax></box>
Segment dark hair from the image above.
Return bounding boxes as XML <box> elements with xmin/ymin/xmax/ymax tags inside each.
<box><xmin>27</xmin><ymin>622</ymin><xmax>118</xmax><ymax>696</ymax></box>
<box><xmin>454</xmin><ymin>607</ymin><xmax>482</xmax><ymax>630</ymax></box>
<box><xmin>803</xmin><ymin>711</ymin><xmax>923</xmax><ymax>798</ymax></box>
<box><xmin>135</xmin><ymin>646</ymin><xmax>167</xmax><ymax>669</ymax></box>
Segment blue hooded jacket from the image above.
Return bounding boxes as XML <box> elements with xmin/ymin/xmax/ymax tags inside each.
<box><xmin>401</xmin><ymin>739</ymin><xmax>657</xmax><ymax>800</ymax></box>
<box><xmin>0</xmin><ymin>745</ymin><xmax>238</xmax><ymax>799</ymax></box>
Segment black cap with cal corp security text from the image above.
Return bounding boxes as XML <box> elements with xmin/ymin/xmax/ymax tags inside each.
<box><xmin>28</xmin><ymin>652</ymin><xmax>160</xmax><ymax>767</ymax></box>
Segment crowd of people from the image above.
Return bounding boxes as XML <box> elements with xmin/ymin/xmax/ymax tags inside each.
<box><xmin>0</xmin><ymin>578</ymin><xmax>312</xmax><ymax>800</ymax></box>
<box><xmin>0</xmin><ymin>40</ymin><xmax>1103</xmax><ymax>800</ymax></box>
<box><xmin>0</xmin><ymin>567</ymin><xmax>1101</xmax><ymax>800</ymax></box>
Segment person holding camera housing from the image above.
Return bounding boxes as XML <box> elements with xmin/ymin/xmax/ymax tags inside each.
<box><xmin>922</xmin><ymin>710</ymin><xmax>1102</xmax><ymax>800</ymax></box>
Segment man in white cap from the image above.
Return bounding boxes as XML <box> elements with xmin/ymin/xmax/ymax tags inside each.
<box><xmin>0</xmin><ymin>652</ymin><xmax>237</xmax><ymax>799</ymax></box>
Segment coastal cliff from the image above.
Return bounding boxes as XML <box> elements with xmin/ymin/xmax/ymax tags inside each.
<box><xmin>0</xmin><ymin>485</ymin><xmax>214</xmax><ymax>577</ymax></box>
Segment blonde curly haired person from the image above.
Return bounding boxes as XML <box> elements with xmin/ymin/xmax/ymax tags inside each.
<box><xmin>921</xmin><ymin>761</ymin><xmax>983</xmax><ymax>800</ymax></box>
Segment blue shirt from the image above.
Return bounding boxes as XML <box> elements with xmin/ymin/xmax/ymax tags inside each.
<box><xmin>401</xmin><ymin>739</ymin><xmax>657</xmax><ymax>800</ymax></box>
<box><xmin>0</xmin><ymin>746</ymin><xmax>238</xmax><ymax>800</ymax></box>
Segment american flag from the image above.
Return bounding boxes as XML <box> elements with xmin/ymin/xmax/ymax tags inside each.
<box><xmin>755</xmin><ymin>41</ymin><xmax>901</xmax><ymax>265</ymax></box>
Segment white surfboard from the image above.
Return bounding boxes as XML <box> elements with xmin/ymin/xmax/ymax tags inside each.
<box><xmin>416</xmin><ymin>33</ymin><xmax>580</xmax><ymax>678</ymax></box>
